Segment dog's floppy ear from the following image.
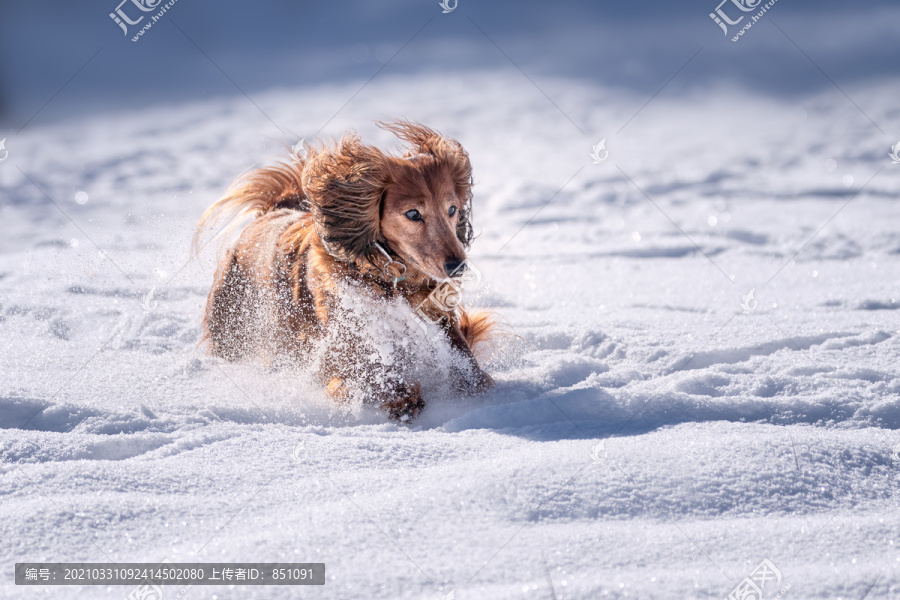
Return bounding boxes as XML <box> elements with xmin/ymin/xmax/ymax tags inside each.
<box><xmin>302</xmin><ymin>133</ymin><xmax>390</xmax><ymax>263</ymax></box>
<box><xmin>377</xmin><ymin>120</ymin><xmax>474</xmax><ymax>248</ymax></box>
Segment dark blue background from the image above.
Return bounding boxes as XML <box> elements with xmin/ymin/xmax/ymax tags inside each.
<box><xmin>0</xmin><ymin>0</ymin><xmax>897</xmax><ymax>128</ymax></box>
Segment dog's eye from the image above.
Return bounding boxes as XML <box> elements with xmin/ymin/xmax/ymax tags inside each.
<box><xmin>448</xmin><ymin>206</ymin><xmax>457</xmax><ymax>217</ymax></box>
<box><xmin>404</xmin><ymin>209</ymin><xmax>422</xmax><ymax>221</ymax></box>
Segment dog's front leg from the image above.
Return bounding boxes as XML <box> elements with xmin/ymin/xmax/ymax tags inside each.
<box><xmin>444</xmin><ymin>320</ymin><xmax>494</xmax><ymax>392</ymax></box>
<box><xmin>315</xmin><ymin>299</ymin><xmax>426</xmax><ymax>421</ymax></box>
<box><xmin>321</xmin><ymin>363</ymin><xmax>426</xmax><ymax>422</ymax></box>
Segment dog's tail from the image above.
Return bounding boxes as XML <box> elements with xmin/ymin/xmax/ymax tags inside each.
<box><xmin>192</xmin><ymin>157</ymin><xmax>310</xmax><ymax>255</ymax></box>
<box><xmin>458</xmin><ymin>309</ymin><xmax>497</xmax><ymax>358</ymax></box>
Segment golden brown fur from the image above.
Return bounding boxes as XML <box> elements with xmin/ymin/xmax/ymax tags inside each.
<box><xmin>195</xmin><ymin>121</ymin><xmax>493</xmax><ymax>420</ymax></box>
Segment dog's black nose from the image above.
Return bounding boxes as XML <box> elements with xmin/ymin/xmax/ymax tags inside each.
<box><xmin>444</xmin><ymin>260</ymin><xmax>465</xmax><ymax>277</ymax></box>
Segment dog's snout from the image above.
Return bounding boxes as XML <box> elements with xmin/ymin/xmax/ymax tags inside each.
<box><xmin>444</xmin><ymin>260</ymin><xmax>465</xmax><ymax>277</ymax></box>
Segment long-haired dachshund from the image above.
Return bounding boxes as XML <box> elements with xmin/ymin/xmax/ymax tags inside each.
<box><xmin>195</xmin><ymin>121</ymin><xmax>493</xmax><ymax>421</ymax></box>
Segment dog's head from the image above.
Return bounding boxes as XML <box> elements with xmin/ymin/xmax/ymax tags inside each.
<box><xmin>302</xmin><ymin>121</ymin><xmax>474</xmax><ymax>284</ymax></box>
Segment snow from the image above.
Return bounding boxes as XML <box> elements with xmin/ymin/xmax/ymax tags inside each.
<box><xmin>1</xmin><ymin>70</ymin><xmax>899</xmax><ymax>599</ymax></box>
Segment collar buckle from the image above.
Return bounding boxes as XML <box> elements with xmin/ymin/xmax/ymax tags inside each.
<box><xmin>371</xmin><ymin>242</ymin><xmax>406</xmax><ymax>287</ymax></box>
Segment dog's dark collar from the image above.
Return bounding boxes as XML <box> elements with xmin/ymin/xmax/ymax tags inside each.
<box><xmin>314</xmin><ymin>222</ymin><xmax>407</xmax><ymax>289</ymax></box>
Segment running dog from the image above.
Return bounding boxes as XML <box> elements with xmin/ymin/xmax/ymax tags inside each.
<box><xmin>195</xmin><ymin>121</ymin><xmax>493</xmax><ymax>420</ymax></box>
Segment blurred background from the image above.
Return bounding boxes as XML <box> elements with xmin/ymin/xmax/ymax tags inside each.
<box><xmin>0</xmin><ymin>0</ymin><xmax>897</xmax><ymax>128</ymax></box>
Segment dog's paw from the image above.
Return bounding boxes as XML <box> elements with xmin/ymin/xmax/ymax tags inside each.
<box><xmin>383</xmin><ymin>383</ymin><xmax>425</xmax><ymax>422</ymax></box>
<box><xmin>473</xmin><ymin>370</ymin><xmax>494</xmax><ymax>392</ymax></box>
<box><xmin>452</xmin><ymin>367</ymin><xmax>494</xmax><ymax>395</ymax></box>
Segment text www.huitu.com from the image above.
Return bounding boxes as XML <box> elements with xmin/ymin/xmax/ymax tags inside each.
<box><xmin>131</xmin><ymin>0</ymin><xmax>180</xmax><ymax>42</ymax></box>
<box><xmin>731</xmin><ymin>0</ymin><xmax>779</xmax><ymax>42</ymax></box>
